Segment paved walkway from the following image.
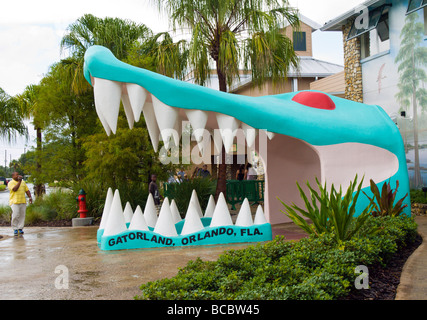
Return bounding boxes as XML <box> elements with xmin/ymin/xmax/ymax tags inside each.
<box><xmin>396</xmin><ymin>215</ymin><xmax>427</xmax><ymax>300</ymax></box>
<box><xmin>0</xmin><ymin>222</ymin><xmax>305</xmax><ymax>300</ymax></box>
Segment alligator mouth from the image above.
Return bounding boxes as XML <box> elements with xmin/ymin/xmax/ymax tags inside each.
<box><xmin>84</xmin><ymin>45</ymin><xmax>405</xmax><ymax>224</ymax></box>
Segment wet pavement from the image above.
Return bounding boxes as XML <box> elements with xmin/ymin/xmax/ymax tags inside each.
<box><xmin>0</xmin><ymin>224</ymin><xmax>306</xmax><ymax>300</ymax></box>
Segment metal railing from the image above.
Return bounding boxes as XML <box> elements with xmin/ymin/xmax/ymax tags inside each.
<box><xmin>163</xmin><ymin>180</ymin><xmax>265</xmax><ymax>210</ymax></box>
<box><xmin>226</xmin><ymin>180</ymin><xmax>265</xmax><ymax>210</ymax></box>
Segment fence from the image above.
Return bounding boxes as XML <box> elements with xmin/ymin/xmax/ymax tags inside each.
<box><xmin>226</xmin><ymin>180</ymin><xmax>265</xmax><ymax>210</ymax></box>
<box><xmin>163</xmin><ymin>180</ymin><xmax>265</xmax><ymax>210</ymax></box>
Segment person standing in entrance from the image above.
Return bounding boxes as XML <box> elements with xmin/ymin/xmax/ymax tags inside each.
<box><xmin>149</xmin><ymin>174</ymin><xmax>161</xmax><ymax>207</ymax></box>
<box><xmin>8</xmin><ymin>172</ymin><xmax>32</xmax><ymax>236</ymax></box>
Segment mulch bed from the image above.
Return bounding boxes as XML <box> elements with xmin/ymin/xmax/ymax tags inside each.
<box><xmin>341</xmin><ymin>233</ymin><xmax>423</xmax><ymax>300</ymax></box>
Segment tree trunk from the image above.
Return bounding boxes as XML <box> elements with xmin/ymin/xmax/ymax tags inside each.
<box><xmin>35</xmin><ymin>127</ymin><xmax>44</xmax><ymax>197</ymax></box>
<box><xmin>215</xmin><ymin>61</ymin><xmax>228</xmax><ymax>201</ymax></box>
<box><xmin>412</xmin><ymin>48</ymin><xmax>422</xmax><ymax>187</ymax></box>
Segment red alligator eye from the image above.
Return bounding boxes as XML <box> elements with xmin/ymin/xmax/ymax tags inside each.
<box><xmin>291</xmin><ymin>91</ymin><xmax>336</xmax><ymax>110</ymax></box>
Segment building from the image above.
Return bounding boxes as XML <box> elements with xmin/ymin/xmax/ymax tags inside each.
<box><xmin>183</xmin><ymin>14</ymin><xmax>345</xmax><ymax>182</ymax></box>
<box><xmin>321</xmin><ymin>0</ymin><xmax>427</xmax><ymax>188</ymax></box>
<box><xmin>229</xmin><ymin>14</ymin><xmax>344</xmax><ymax>97</ymax></box>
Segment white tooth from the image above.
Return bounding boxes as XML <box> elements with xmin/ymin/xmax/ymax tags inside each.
<box><xmin>235</xmin><ymin>198</ymin><xmax>254</xmax><ymax>227</ymax></box>
<box><xmin>212</xmin><ymin>129</ymin><xmax>224</xmax><ymax>154</ymax></box>
<box><xmin>152</xmin><ymin>95</ymin><xmax>179</xmax><ymax>149</ymax></box>
<box><xmin>170</xmin><ymin>199</ymin><xmax>182</xmax><ymax>224</ymax></box>
<box><xmin>204</xmin><ymin>195</ymin><xmax>215</xmax><ymax>218</ymax></box>
<box><xmin>216</xmin><ymin>113</ymin><xmax>240</xmax><ymax>154</ymax></box>
<box><xmin>92</xmin><ymin>78</ymin><xmax>112</xmax><ymax>136</ymax></box>
<box><xmin>186</xmin><ymin>110</ymin><xmax>209</xmax><ymax>142</ymax></box>
<box><xmin>129</xmin><ymin>205</ymin><xmax>149</xmax><ymax>231</ymax></box>
<box><xmin>193</xmin><ymin>129</ymin><xmax>208</xmax><ymax>153</ymax></box>
<box><xmin>267</xmin><ymin>131</ymin><xmax>275</xmax><ymax>140</ymax></box>
<box><xmin>97</xmin><ymin>108</ymin><xmax>112</xmax><ymax>136</ymax></box>
<box><xmin>154</xmin><ymin>198</ymin><xmax>178</xmax><ymax>237</ymax></box>
<box><xmin>123</xmin><ymin>202</ymin><xmax>134</xmax><ymax>224</ymax></box>
<box><xmin>93</xmin><ymin>78</ymin><xmax>122</xmax><ymax>134</ymax></box>
<box><xmin>144</xmin><ymin>193</ymin><xmax>158</xmax><ymax>228</ymax></box>
<box><xmin>181</xmin><ymin>202</ymin><xmax>205</xmax><ymax>236</ymax></box>
<box><xmin>241</xmin><ymin>123</ymin><xmax>258</xmax><ymax>148</ymax></box>
<box><xmin>254</xmin><ymin>205</ymin><xmax>268</xmax><ymax>225</ymax></box>
<box><xmin>189</xmin><ymin>190</ymin><xmax>203</xmax><ymax>218</ymax></box>
<box><xmin>103</xmin><ymin>189</ymin><xmax>127</xmax><ymax>237</ymax></box>
<box><xmin>121</xmin><ymin>92</ymin><xmax>135</xmax><ymax>129</ymax></box>
<box><xmin>210</xmin><ymin>192</ymin><xmax>233</xmax><ymax>227</ymax></box>
<box><xmin>99</xmin><ymin>188</ymin><xmax>114</xmax><ymax>230</ymax></box>
<box><xmin>170</xmin><ymin>113</ymin><xmax>182</xmax><ymax>148</ymax></box>
<box><xmin>142</xmin><ymin>102</ymin><xmax>160</xmax><ymax>152</ymax></box>
<box><xmin>126</xmin><ymin>83</ymin><xmax>147</xmax><ymax>122</ymax></box>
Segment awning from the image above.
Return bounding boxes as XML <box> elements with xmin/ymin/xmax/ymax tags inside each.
<box><xmin>346</xmin><ymin>4</ymin><xmax>390</xmax><ymax>41</ymax></box>
<box><xmin>406</xmin><ymin>0</ymin><xmax>427</xmax><ymax>15</ymax></box>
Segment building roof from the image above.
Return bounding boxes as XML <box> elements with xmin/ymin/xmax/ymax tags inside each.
<box><xmin>321</xmin><ymin>0</ymin><xmax>386</xmax><ymax>32</ymax></box>
<box><xmin>288</xmin><ymin>56</ymin><xmax>344</xmax><ymax>77</ymax></box>
<box><xmin>228</xmin><ymin>57</ymin><xmax>344</xmax><ymax>92</ymax></box>
<box><xmin>280</xmin><ymin>13</ymin><xmax>322</xmax><ymax>32</ymax></box>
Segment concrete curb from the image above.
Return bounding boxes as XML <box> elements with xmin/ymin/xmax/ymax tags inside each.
<box><xmin>395</xmin><ymin>216</ymin><xmax>427</xmax><ymax>300</ymax></box>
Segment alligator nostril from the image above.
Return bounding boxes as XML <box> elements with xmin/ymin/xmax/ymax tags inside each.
<box><xmin>292</xmin><ymin>91</ymin><xmax>336</xmax><ymax>110</ymax></box>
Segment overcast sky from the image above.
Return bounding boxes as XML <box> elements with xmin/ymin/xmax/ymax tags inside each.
<box><xmin>0</xmin><ymin>0</ymin><xmax>365</xmax><ymax>165</ymax></box>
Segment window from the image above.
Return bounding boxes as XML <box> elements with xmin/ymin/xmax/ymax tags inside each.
<box><xmin>376</xmin><ymin>12</ymin><xmax>389</xmax><ymax>41</ymax></box>
<box><xmin>406</xmin><ymin>0</ymin><xmax>427</xmax><ymax>15</ymax></box>
<box><xmin>361</xmin><ymin>26</ymin><xmax>390</xmax><ymax>59</ymax></box>
<box><xmin>293</xmin><ymin>32</ymin><xmax>306</xmax><ymax>51</ymax></box>
<box><xmin>347</xmin><ymin>5</ymin><xmax>389</xmax><ymax>41</ymax></box>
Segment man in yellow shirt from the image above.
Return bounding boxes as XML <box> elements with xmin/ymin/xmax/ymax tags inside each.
<box><xmin>8</xmin><ymin>172</ymin><xmax>32</xmax><ymax>235</ymax></box>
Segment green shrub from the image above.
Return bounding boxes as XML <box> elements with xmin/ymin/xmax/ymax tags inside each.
<box><xmin>0</xmin><ymin>205</ymin><xmax>11</xmax><ymax>223</ymax></box>
<box><xmin>164</xmin><ymin>178</ymin><xmax>216</xmax><ymax>216</ymax></box>
<box><xmin>0</xmin><ymin>185</ymin><xmax>6</xmax><ymax>191</ymax></box>
<box><xmin>410</xmin><ymin>189</ymin><xmax>427</xmax><ymax>204</ymax></box>
<box><xmin>135</xmin><ymin>216</ymin><xmax>418</xmax><ymax>300</ymax></box>
<box><xmin>25</xmin><ymin>205</ymin><xmax>44</xmax><ymax>225</ymax></box>
<box><xmin>278</xmin><ymin>175</ymin><xmax>374</xmax><ymax>243</ymax></box>
<box><xmin>68</xmin><ymin>180</ymin><xmax>149</xmax><ymax>218</ymax></box>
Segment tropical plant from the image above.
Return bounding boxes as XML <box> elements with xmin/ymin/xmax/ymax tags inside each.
<box><xmin>60</xmin><ymin>14</ymin><xmax>152</xmax><ymax>94</ymax></box>
<box><xmin>150</xmin><ymin>0</ymin><xmax>301</xmax><ymax>199</ymax></box>
<box><xmin>16</xmin><ymin>84</ymin><xmax>45</xmax><ymax>196</ymax></box>
<box><xmin>278</xmin><ymin>175</ymin><xmax>374</xmax><ymax>243</ymax></box>
<box><xmin>362</xmin><ymin>179</ymin><xmax>408</xmax><ymax>217</ymax></box>
<box><xmin>0</xmin><ymin>87</ymin><xmax>28</xmax><ymax>142</ymax></box>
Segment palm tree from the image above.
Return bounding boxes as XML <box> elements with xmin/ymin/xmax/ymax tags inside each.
<box><xmin>16</xmin><ymin>85</ymin><xmax>45</xmax><ymax>196</ymax></box>
<box><xmin>0</xmin><ymin>87</ymin><xmax>28</xmax><ymax>142</ymax></box>
<box><xmin>152</xmin><ymin>0</ymin><xmax>300</xmax><ymax>198</ymax></box>
<box><xmin>60</xmin><ymin>14</ymin><xmax>152</xmax><ymax>94</ymax></box>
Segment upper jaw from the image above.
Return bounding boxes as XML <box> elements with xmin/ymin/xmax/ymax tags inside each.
<box><xmin>84</xmin><ymin>45</ymin><xmax>400</xmax><ymax>155</ymax></box>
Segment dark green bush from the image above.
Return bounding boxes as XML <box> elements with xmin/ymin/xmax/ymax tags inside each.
<box><xmin>410</xmin><ymin>189</ymin><xmax>427</xmax><ymax>204</ymax></box>
<box><xmin>135</xmin><ymin>216</ymin><xmax>418</xmax><ymax>300</ymax></box>
<box><xmin>164</xmin><ymin>178</ymin><xmax>216</xmax><ymax>216</ymax></box>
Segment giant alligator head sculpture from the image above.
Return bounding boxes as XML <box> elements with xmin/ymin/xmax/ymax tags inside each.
<box><xmin>84</xmin><ymin>45</ymin><xmax>410</xmax><ymax>226</ymax></box>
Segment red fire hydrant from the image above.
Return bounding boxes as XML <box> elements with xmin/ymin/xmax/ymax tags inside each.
<box><xmin>76</xmin><ymin>189</ymin><xmax>88</xmax><ymax>219</ymax></box>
